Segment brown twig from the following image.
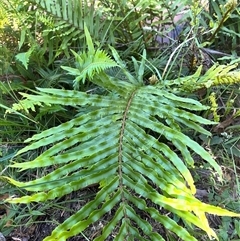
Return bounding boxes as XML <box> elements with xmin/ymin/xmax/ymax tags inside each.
<box><xmin>0</xmin><ymin>74</ymin><xmax>27</xmax><ymax>83</ymax></box>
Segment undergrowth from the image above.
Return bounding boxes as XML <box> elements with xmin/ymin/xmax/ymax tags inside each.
<box><xmin>0</xmin><ymin>0</ymin><xmax>240</xmax><ymax>240</ymax></box>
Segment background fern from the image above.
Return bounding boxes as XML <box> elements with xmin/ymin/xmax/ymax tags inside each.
<box><xmin>4</xmin><ymin>26</ymin><xmax>240</xmax><ymax>241</ymax></box>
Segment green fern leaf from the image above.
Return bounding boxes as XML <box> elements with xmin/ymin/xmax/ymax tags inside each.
<box><xmin>15</xmin><ymin>51</ymin><xmax>31</xmax><ymax>70</ymax></box>
<box><xmin>6</xmin><ymin>78</ymin><xmax>240</xmax><ymax>240</ymax></box>
<box><xmin>5</xmin><ymin>32</ymin><xmax>240</xmax><ymax>240</ymax></box>
<box><xmin>61</xmin><ymin>25</ymin><xmax>118</xmax><ymax>86</ymax></box>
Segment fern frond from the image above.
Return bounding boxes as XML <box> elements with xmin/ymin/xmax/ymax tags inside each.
<box><xmin>209</xmin><ymin>92</ymin><xmax>220</xmax><ymax>122</ymax></box>
<box><xmin>170</xmin><ymin>63</ymin><xmax>240</xmax><ymax>92</ymax></box>
<box><xmin>61</xmin><ymin>25</ymin><xmax>118</xmax><ymax>87</ymax></box>
<box><xmin>8</xmin><ymin>95</ymin><xmax>45</xmax><ymax>114</ymax></box>
<box><xmin>6</xmin><ymin>79</ymin><xmax>240</xmax><ymax>240</ymax></box>
<box><xmin>31</xmin><ymin>0</ymin><xmax>85</xmax><ymax>29</ymax></box>
<box><xmin>5</xmin><ymin>31</ymin><xmax>240</xmax><ymax>240</ymax></box>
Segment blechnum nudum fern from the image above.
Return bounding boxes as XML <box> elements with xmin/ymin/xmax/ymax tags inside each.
<box><xmin>4</xmin><ymin>26</ymin><xmax>240</xmax><ymax>241</ymax></box>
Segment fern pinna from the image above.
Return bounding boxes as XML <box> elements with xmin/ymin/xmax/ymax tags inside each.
<box><xmin>5</xmin><ymin>26</ymin><xmax>240</xmax><ymax>241</ymax></box>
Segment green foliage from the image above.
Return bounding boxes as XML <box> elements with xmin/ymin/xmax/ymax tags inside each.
<box><xmin>23</xmin><ymin>0</ymin><xmax>191</xmax><ymax>62</ymax></box>
<box><xmin>1</xmin><ymin>0</ymin><xmax>240</xmax><ymax>240</ymax></box>
<box><xmin>200</xmin><ymin>0</ymin><xmax>240</xmax><ymax>52</ymax></box>
<box><xmin>25</xmin><ymin>0</ymin><xmax>108</xmax><ymax>61</ymax></box>
<box><xmin>61</xmin><ymin>25</ymin><xmax>118</xmax><ymax>88</ymax></box>
<box><xmin>207</xmin><ymin>0</ymin><xmax>238</xmax><ymax>44</ymax></box>
<box><xmin>4</xmin><ymin>27</ymin><xmax>240</xmax><ymax>241</ymax></box>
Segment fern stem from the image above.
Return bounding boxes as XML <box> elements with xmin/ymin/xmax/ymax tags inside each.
<box><xmin>118</xmin><ymin>89</ymin><xmax>137</xmax><ymax>219</ymax></box>
<box><xmin>208</xmin><ymin>6</ymin><xmax>234</xmax><ymax>43</ymax></box>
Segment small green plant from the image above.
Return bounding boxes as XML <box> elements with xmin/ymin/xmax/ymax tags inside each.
<box><xmin>3</xmin><ymin>25</ymin><xmax>240</xmax><ymax>241</ymax></box>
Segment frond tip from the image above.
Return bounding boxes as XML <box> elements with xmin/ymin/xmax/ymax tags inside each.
<box><xmin>61</xmin><ymin>25</ymin><xmax>118</xmax><ymax>86</ymax></box>
<box><xmin>62</xmin><ymin>48</ymin><xmax>118</xmax><ymax>86</ymax></box>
